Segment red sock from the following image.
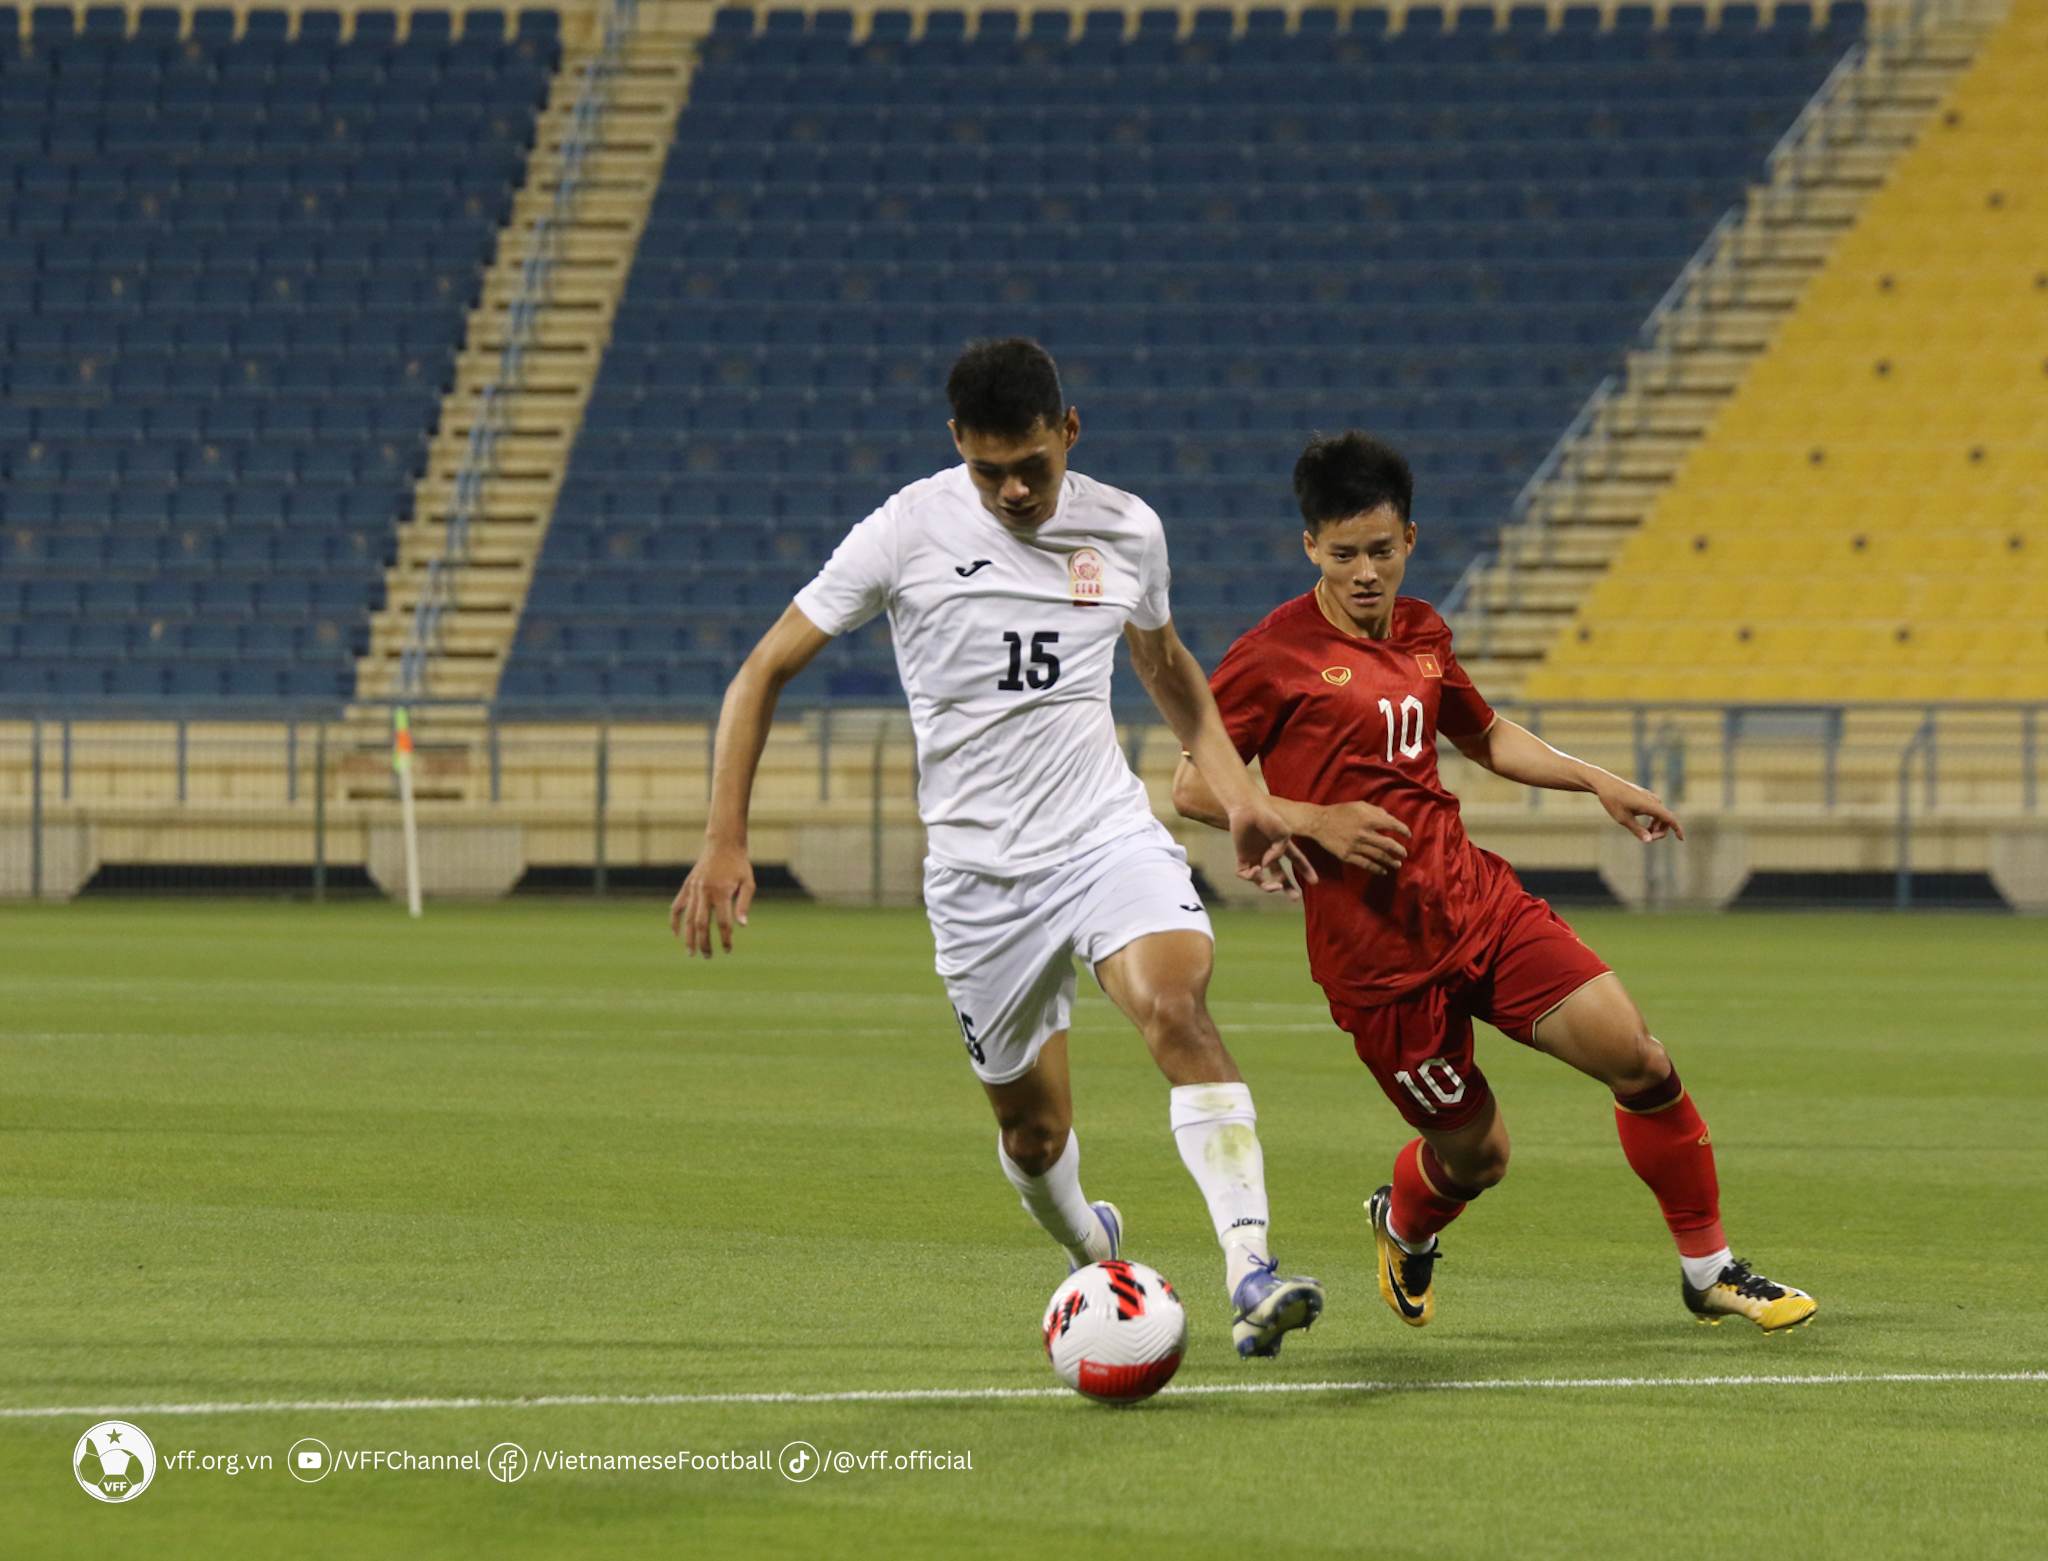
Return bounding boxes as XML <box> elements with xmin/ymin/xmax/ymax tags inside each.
<box><xmin>1613</xmin><ymin>1068</ymin><xmax>1726</xmax><ymax>1258</ymax></box>
<box><xmin>1388</xmin><ymin>1138</ymin><xmax>1483</xmax><ymax>1247</ymax></box>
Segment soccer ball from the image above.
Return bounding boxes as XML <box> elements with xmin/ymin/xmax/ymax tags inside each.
<box><xmin>1041</xmin><ymin>1259</ymin><xmax>1187</xmax><ymax>1404</ymax></box>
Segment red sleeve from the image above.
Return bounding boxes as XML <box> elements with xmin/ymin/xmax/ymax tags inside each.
<box><xmin>1436</xmin><ymin>635</ymin><xmax>1495</xmax><ymax>741</ymax></box>
<box><xmin>1208</xmin><ymin>629</ymin><xmax>1292</xmax><ymax>761</ymax></box>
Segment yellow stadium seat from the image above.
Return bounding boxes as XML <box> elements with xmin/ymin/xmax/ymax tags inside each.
<box><xmin>1742</xmin><ymin>580</ymin><xmax>1813</xmax><ymax>617</ymax></box>
<box><xmin>1831</xmin><ymin>669</ymin><xmax>1908</xmax><ymax>702</ymax></box>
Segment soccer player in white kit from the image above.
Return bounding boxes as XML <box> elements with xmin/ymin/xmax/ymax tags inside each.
<box><xmin>673</xmin><ymin>339</ymin><xmax>1326</xmax><ymax>1357</ymax></box>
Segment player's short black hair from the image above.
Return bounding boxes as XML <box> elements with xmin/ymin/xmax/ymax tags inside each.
<box><xmin>946</xmin><ymin>338</ymin><xmax>1066</xmax><ymax>438</ymax></box>
<box><xmin>1293</xmin><ymin>431</ymin><xmax>1414</xmax><ymax>531</ymax></box>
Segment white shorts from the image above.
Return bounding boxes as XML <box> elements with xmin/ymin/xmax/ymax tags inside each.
<box><xmin>923</xmin><ymin>822</ymin><xmax>1215</xmax><ymax>1086</ymax></box>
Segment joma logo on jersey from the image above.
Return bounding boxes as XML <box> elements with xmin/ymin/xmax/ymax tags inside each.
<box><xmin>1320</xmin><ymin>666</ymin><xmax>1353</xmax><ymax>686</ymax></box>
<box><xmin>1414</xmin><ymin>654</ymin><xmax>1443</xmax><ymax>678</ymax></box>
<box><xmin>1067</xmin><ymin>547</ymin><xmax>1105</xmax><ymax>605</ymax></box>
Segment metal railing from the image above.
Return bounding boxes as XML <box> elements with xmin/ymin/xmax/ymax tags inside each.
<box><xmin>5</xmin><ymin>700</ymin><xmax>2038</xmax><ymax>905</ymax></box>
<box><xmin>1894</xmin><ymin>711</ymin><xmax>1940</xmax><ymax>907</ymax></box>
<box><xmin>394</xmin><ymin>0</ymin><xmax>640</xmax><ymax>700</ymax></box>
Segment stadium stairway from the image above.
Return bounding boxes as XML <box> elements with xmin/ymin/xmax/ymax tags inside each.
<box><xmin>1523</xmin><ymin>0</ymin><xmax>2048</xmax><ymax>708</ymax></box>
<box><xmin>353</xmin><ymin>0</ymin><xmax>700</xmax><ymax>717</ymax></box>
<box><xmin>1449</xmin><ymin>0</ymin><xmax>2005</xmax><ymax>699</ymax></box>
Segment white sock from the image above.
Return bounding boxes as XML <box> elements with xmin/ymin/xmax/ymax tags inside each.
<box><xmin>1385</xmin><ymin>1215</ymin><xmax>1435</xmax><ymax>1256</ymax></box>
<box><xmin>1168</xmin><ymin>1082</ymin><xmax>1273</xmax><ymax>1295</ymax></box>
<box><xmin>998</xmin><ymin>1130</ymin><xmax>1110</xmax><ymax>1265</ymax></box>
<box><xmin>1681</xmin><ymin>1247</ymin><xmax>1734</xmax><ymax>1291</ymax></box>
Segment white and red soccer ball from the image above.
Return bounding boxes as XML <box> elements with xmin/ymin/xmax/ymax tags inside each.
<box><xmin>1042</xmin><ymin>1259</ymin><xmax>1187</xmax><ymax>1404</ymax></box>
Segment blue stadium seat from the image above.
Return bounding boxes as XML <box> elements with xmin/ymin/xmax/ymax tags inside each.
<box><xmin>31</xmin><ymin>5</ymin><xmax>77</xmax><ymax>44</ymax></box>
<box><xmin>1080</xmin><ymin>8</ymin><xmax>1123</xmax><ymax>43</ymax></box>
<box><xmin>1027</xmin><ymin>8</ymin><xmax>1070</xmax><ymax>41</ymax></box>
<box><xmin>407</xmin><ymin>8</ymin><xmax>453</xmax><ymax>49</ymax></box>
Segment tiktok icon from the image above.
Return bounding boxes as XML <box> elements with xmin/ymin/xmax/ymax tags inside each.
<box><xmin>777</xmin><ymin>1441</ymin><xmax>819</xmax><ymax>1483</ymax></box>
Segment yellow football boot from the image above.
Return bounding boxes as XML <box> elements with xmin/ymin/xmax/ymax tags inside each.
<box><xmin>1365</xmin><ymin>1185</ymin><xmax>1438</xmax><ymax>1327</ymax></box>
<box><xmin>1683</xmin><ymin>1259</ymin><xmax>1817</xmax><ymax>1333</ymax></box>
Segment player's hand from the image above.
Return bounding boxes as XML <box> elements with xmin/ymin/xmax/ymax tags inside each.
<box><xmin>1310</xmin><ymin>801</ymin><xmax>1411</xmax><ymax>876</ymax></box>
<box><xmin>1226</xmin><ymin>798</ymin><xmax>1319</xmax><ymax>900</ymax></box>
<box><xmin>672</xmin><ymin>840</ymin><xmax>756</xmax><ymax>957</ymax></box>
<box><xmin>1595</xmin><ymin>779</ymin><xmax>1685</xmax><ymax>844</ymax></box>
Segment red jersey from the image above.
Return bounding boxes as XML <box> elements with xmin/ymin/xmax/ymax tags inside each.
<box><xmin>1209</xmin><ymin>592</ymin><xmax>1518</xmax><ymax>1006</ymax></box>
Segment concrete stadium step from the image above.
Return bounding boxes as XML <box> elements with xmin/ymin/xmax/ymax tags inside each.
<box><xmin>1456</xmin><ymin>656</ymin><xmax>1531</xmax><ymax>698</ymax></box>
<box><xmin>1624</xmin><ymin>348</ymin><xmax>1758</xmax><ymax>393</ymax></box>
<box><xmin>393</xmin><ymin>534</ymin><xmax>532</xmax><ymax>572</ymax></box>
<box><xmin>1497</xmin><ymin>532</ymin><xmax>1627</xmax><ymax>570</ymax></box>
<box><xmin>1462</xmin><ymin>575</ymin><xmax>1593</xmax><ymax>615</ymax></box>
<box><xmin>1594</xmin><ymin>396</ymin><xmax>1719</xmax><ymax>439</ymax></box>
<box><xmin>1749</xmin><ymin>184</ymin><xmax>1866</xmax><ymax>225</ymax></box>
<box><xmin>481</xmin><ymin>277</ymin><xmax>621</xmax><ymax>311</ymax></box>
<box><xmin>1450</xmin><ymin>616</ymin><xmax>1561</xmax><ymax>659</ymax></box>
<box><xmin>461</xmin><ymin>316</ymin><xmax>609</xmax><ymax>350</ymax></box>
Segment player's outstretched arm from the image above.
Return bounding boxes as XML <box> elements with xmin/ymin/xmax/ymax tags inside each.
<box><xmin>1451</xmin><ymin>718</ymin><xmax>1685</xmax><ymax>843</ymax></box>
<box><xmin>672</xmin><ymin>605</ymin><xmax>833</xmax><ymax>956</ymax></box>
<box><xmin>1124</xmin><ymin>621</ymin><xmax>1317</xmax><ymax>897</ymax></box>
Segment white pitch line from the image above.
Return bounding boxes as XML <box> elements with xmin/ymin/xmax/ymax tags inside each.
<box><xmin>1</xmin><ymin>1371</ymin><xmax>2040</xmax><ymax>1421</ymax></box>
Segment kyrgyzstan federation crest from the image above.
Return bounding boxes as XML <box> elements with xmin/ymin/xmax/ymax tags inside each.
<box><xmin>1068</xmin><ymin>547</ymin><xmax>1105</xmax><ymax>605</ymax></box>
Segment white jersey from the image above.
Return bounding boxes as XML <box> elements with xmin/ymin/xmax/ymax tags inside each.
<box><xmin>793</xmin><ymin>465</ymin><xmax>1171</xmax><ymax>876</ymax></box>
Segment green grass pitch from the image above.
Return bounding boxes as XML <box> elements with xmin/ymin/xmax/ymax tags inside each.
<box><xmin>3</xmin><ymin>900</ymin><xmax>2045</xmax><ymax>1558</ymax></box>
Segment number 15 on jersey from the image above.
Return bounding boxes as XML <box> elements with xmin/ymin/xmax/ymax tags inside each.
<box><xmin>997</xmin><ymin>631</ymin><xmax>1061</xmax><ymax>692</ymax></box>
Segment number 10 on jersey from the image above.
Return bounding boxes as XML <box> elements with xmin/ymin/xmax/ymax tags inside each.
<box><xmin>1378</xmin><ymin>695</ymin><xmax>1424</xmax><ymax>761</ymax></box>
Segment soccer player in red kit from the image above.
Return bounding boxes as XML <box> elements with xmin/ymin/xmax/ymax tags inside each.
<box><xmin>1172</xmin><ymin>432</ymin><xmax>1816</xmax><ymax>1333</ymax></box>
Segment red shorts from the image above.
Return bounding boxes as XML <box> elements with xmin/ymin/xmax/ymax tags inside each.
<box><xmin>1327</xmin><ymin>890</ymin><xmax>1611</xmax><ymax>1133</ymax></box>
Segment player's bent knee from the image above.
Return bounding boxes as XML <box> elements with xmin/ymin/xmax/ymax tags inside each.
<box><xmin>1460</xmin><ymin>1145</ymin><xmax>1511</xmax><ymax>1189</ymax></box>
<box><xmin>1607</xmin><ymin>1029</ymin><xmax>1671</xmax><ymax>1096</ymax></box>
<box><xmin>1436</xmin><ymin>1132</ymin><xmax>1510</xmax><ymax>1190</ymax></box>
<box><xmin>1429</xmin><ymin>1105</ymin><xmax>1511</xmax><ymax>1191</ymax></box>
<box><xmin>996</xmin><ymin>1117</ymin><xmax>1069</xmax><ymax>1175</ymax></box>
<box><xmin>1139</xmin><ymin>986</ymin><xmax>1216</xmax><ymax>1053</ymax></box>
